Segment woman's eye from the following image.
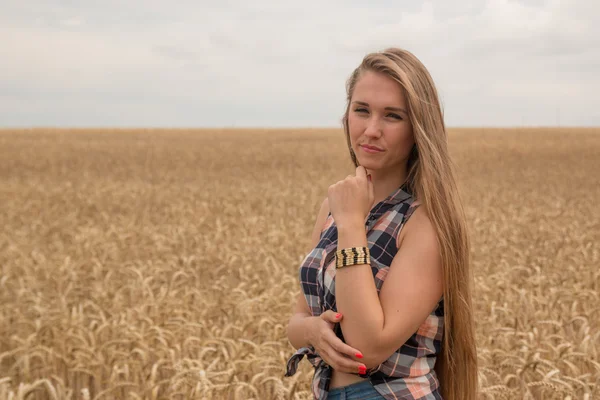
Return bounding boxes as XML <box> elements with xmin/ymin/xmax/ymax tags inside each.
<box><xmin>353</xmin><ymin>108</ymin><xmax>401</xmax><ymax>120</ymax></box>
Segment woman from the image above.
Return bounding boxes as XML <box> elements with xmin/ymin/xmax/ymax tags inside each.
<box><xmin>285</xmin><ymin>48</ymin><xmax>478</xmax><ymax>400</ymax></box>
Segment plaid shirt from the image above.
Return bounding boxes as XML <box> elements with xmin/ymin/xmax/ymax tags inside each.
<box><xmin>285</xmin><ymin>182</ymin><xmax>444</xmax><ymax>400</ymax></box>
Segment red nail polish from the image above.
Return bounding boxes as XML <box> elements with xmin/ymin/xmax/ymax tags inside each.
<box><xmin>335</xmin><ymin>313</ymin><xmax>341</xmax><ymax>319</ymax></box>
<box><xmin>358</xmin><ymin>365</ymin><xmax>367</xmax><ymax>374</ymax></box>
<box><xmin>355</xmin><ymin>352</ymin><xmax>363</xmax><ymax>359</ymax></box>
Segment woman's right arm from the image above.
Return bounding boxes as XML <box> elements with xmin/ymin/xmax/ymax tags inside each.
<box><xmin>286</xmin><ymin>294</ymin><xmax>316</xmax><ymax>349</ymax></box>
<box><xmin>286</xmin><ymin>198</ymin><xmax>367</xmax><ymax>373</ymax></box>
<box><xmin>286</xmin><ymin>198</ymin><xmax>330</xmax><ymax>350</ymax></box>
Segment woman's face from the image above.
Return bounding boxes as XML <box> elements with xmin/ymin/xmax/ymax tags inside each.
<box><xmin>347</xmin><ymin>70</ymin><xmax>414</xmax><ymax>175</ymax></box>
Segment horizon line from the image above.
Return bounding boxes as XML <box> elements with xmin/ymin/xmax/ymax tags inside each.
<box><xmin>1</xmin><ymin>125</ymin><xmax>599</xmax><ymax>130</ymax></box>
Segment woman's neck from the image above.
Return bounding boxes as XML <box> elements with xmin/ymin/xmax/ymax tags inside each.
<box><xmin>367</xmin><ymin>167</ymin><xmax>408</xmax><ymax>207</ymax></box>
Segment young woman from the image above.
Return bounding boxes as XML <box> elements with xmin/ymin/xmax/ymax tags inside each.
<box><xmin>285</xmin><ymin>48</ymin><xmax>478</xmax><ymax>400</ymax></box>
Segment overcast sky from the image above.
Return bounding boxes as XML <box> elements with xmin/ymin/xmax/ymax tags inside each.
<box><xmin>1</xmin><ymin>1</ymin><xmax>598</xmax><ymax>128</ymax></box>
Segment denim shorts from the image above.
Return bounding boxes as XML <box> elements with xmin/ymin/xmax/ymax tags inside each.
<box><xmin>327</xmin><ymin>380</ymin><xmax>384</xmax><ymax>400</ymax></box>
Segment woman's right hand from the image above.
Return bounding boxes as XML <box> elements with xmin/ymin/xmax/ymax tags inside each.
<box><xmin>306</xmin><ymin>310</ymin><xmax>367</xmax><ymax>375</ymax></box>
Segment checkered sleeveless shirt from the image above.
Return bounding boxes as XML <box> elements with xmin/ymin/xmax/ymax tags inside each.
<box><xmin>285</xmin><ymin>182</ymin><xmax>444</xmax><ymax>400</ymax></box>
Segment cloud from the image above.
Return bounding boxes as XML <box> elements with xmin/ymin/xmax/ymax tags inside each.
<box><xmin>0</xmin><ymin>0</ymin><xmax>598</xmax><ymax>127</ymax></box>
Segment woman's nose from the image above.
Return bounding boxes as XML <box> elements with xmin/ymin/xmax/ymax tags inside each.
<box><xmin>364</xmin><ymin>118</ymin><xmax>383</xmax><ymax>137</ymax></box>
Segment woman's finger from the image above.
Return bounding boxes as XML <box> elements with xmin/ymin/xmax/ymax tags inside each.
<box><xmin>325</xmin><ymin>329</ymin><xmax>364</xmax><ymax>359</ymax></box>
<box><xmin>320</xmin><ymin>310</ymin><xmax>342</xmax><ymax>324</ymax></box>
<box><xmin>326</xmin><ymin>347</ymin><xmax>367</xmax><ymax>374</ymax></box>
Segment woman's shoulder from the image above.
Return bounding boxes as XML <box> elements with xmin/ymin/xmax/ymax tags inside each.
<box><xmin>396</xmin><ymin>200</ymin><xmax>435</xmax><ymax>249</ymax></box>
<box><xmin>310</xmin><ymin>197</ymin><xmax>331</xmax><ymax>248</ymax></box>
<box><xmin>319</xmin><ymin>197</ymin><xmax>330</xmax><ymax>214</ymax></box>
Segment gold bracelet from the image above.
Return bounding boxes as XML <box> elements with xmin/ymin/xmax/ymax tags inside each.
<box><xmin>335</xmin><ymin>247</ymin><xmax>371</xmax><ymax>269</ymax></box>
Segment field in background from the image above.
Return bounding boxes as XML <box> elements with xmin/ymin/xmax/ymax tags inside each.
<box><xmin>0</xmin><ymin>127</ymin><xmax>599</xmax><ymax>400</ymax></box>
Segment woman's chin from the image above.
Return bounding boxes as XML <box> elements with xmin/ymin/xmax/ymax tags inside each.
<box><xmin>357</xmin><ymin>160</ymin><xmax>379</xmax><ymax>170</ymax></box>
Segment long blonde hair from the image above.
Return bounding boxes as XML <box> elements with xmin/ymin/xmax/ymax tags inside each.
<box><xmin>342</xmin><ymin>48</ymin><xmax>478</xmax><ymax>400</ymax></box>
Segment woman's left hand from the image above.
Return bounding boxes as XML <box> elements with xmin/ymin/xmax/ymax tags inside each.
<box><xmin>327</xmin><ymin>166</ymin><xmax>374</xmax><ymax>230</ymax></box>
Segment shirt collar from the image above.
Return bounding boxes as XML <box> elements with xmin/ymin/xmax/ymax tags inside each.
<box><xmin>368</xmin><ymin>181</ymin><xmax>413</xmax><ymax>220</ymax></box>
<box><xmin>382</xmin><ymin>181</ymin><xmax>412</xmax><ymax>206</ymax></box>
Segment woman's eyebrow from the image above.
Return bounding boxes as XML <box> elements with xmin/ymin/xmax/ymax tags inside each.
<box><xmin>352</xmin><ymin>100</ymin><xmax>407</xmax><ymax>114</ymax></box>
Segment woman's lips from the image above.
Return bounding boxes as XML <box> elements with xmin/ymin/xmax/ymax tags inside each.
<box><xmin>360</xmin><ymin>145</ymin><xmax>383</xmax><ymax>153</ymax></box>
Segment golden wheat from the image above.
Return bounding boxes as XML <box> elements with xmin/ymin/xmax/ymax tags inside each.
<box><xmin>0</xmin><ymin>127</ymin><xmax>598</xmax><ymax>399</ymax></box>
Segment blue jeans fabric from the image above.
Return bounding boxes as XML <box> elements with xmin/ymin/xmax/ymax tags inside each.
<box><xmin>327</xmin><ymin>380</ymin><xmax>384</xmax><ymax>400</ymax></box>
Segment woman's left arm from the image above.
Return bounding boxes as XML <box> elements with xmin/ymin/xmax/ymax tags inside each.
<box><xmin>335</xmin><ymin>207</ymin><xmax>444</xmax><ymax>369</ymax></box>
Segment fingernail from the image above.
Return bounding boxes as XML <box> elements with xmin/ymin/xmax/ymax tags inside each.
<box><xmin>355</xmin><ymin>352</ymin><xmax>363</xmax><ymax>359</ymax></box>
<box><xmin>358</xmin><ymin>365</ymin><xmax>367</xmax><ymax>374</ymax></box>
<box><xmin>335</xmin><ymin>313</ymin><xmax>342</xmax><ymax>319</ymax></box>
<box><xmin>367</xmin><ymin>174</ymin><xmax>371</xmax><ymax>182</ymax></box>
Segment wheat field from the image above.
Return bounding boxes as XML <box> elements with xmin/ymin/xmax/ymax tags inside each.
<box><xmin>0</xmin><ymin>127</ymin><xmax>598</xmax><ymax>400</ymax></box>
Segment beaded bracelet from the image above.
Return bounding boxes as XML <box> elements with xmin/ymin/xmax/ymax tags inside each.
<box><xmin>335</xmin><ymin>247</ymin><xmax>371</xmax><ymax>269</ymax></box>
